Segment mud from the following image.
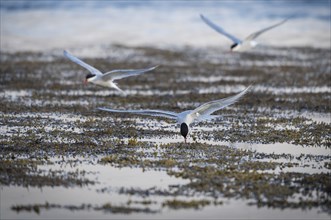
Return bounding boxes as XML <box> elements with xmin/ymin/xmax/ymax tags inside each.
<box><xmin>0</xmin><ymin>45</ymin><xmax>330</xmax><ymax>218</ymax></box>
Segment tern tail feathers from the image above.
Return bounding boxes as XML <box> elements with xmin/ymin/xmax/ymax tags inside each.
<box><xmin>111</xmin><ymin>83</ymin><xmax>126</xmax><ymax>94</ymax></box>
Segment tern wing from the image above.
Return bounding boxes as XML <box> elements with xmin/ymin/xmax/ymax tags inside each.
<box><xmin>63</xmin><ymin>50</ymin><xmax>102</xmax><ymax>76</ymax></box>
<box><xmin>245</xmin><ymin>19</ymin><xmax>288</xmax><ymax>41</ymax></box>
<box><xmin>190</xmin><ymin>85</ymin><xmax>251</xmax><ymax>120</ymax></box>
<box><xmin>200</xmin><ymin>14</ymin><xmax>242</xmax><ymax>44</ymax></box>
<box><xmin>98</xmin><ymin>108</ymin><xmax>178</xmax><ymax>120</ymax></box>
<box><xmin>102</xmin><ymin>66</ymin><xmax>158</xmax><ymax>81</ymax></box>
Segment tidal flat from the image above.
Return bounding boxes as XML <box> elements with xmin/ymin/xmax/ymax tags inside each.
<box><xmin>0</xmin><ymin>45</ymin><xmax>330</xmax><ymax>219</ymax></box>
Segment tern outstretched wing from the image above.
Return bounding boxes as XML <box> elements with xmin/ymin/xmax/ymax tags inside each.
<box><xmin>200</xmin><ymin>14</ymin><xmax>242</xmax><ymax>44</ymax></box>
<box><xmin>245</xmin><ymin>19</ymin><xmax>288</xmax><ymax>41</ymax></box>
<box><xmin>64</xmin><ymin>50</ymin><xmax>102</xmax><ymax>76</ymax></box>
<box><xmin>98</xmin><ymin>108</ymin><xmax>178</xmax><ymax>120</ymax></box>
<box><xmin>190</xmin><ymin>85</ymin><xmax>251</xmax><ymax>120</ymax></box>
<box><xmin>102</xmin><ymin>66</ymin><xmax>158</xmax><ymax>81</ymax></box>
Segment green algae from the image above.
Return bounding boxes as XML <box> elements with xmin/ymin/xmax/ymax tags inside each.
<box><xmin>162</xmin><ymin>199</ymin><xmax>211</xmax><ymax>209</ymax></box>
<box><xmin>11</xmin><ymin>202</ymin><xmax>158</xmax><ymax>214</ymax></box>
<box><xmin>0</xmin><ymin>159</ymin><xmax>95</xmax><ymax>187</ymax></box>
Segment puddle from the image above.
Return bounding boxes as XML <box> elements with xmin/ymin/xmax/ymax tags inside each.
<box><xmin>3</xmin><ymin>185</ymin><xmax>329</xmax><ymax>219</ymax></box>
<box><xmin>2</xmin><ymin>112</ymin><xmax>87</xmax><ymax>124</ymax></box>
<box><xmin>254</xmin><ymin>85</ymin><xmax>331</xmax><ymax>95</ymax></box>
<box><xmin>197</xmin><ymin>85</ymin><xmax>330</xmax><ymax>95</ymax></box>
<box><xmin>1</xmin><ymin>157</ymin><xmax>329</xmax><ymax>219</ymax></box>
<box><xmin>1</xmin><ymin>157</ymin><xmax>189</xmax><ymax>218</ymax></box>
<box><xmin>1</xmin><ymin>90</ymin><xmax>33</xmax><ymax>100</ymax></box>
<box><xmin>178</xmin><ymin>75</ymin><xmax>250</xmax><ymax>83</ymax></box>
<box><xmin>256</xmin><ymin>108</ymin><xmax>331</xmax><ymax>124</ymax></box>
<box><xmin>230</xmin><ymin>142</ymin><xmax>330</xmax><ymax>156</ymax></box>
<box><xmin>140</xmin><ymin>136</ymin><xmax>330</xmax><ymax>155</ymax></box>
<box><xmin>197</xmin><ymin>84</ymin><xmax>248</xmax><ymax>94</ymax></box>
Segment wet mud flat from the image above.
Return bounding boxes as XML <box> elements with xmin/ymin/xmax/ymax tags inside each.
<box><xmin>0</xmin><ymin>45</ymin><xmax>330</xmax><ymax>219</ymax></box>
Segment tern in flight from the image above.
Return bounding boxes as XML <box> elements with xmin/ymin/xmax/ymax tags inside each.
<box><xmin>64</xmin><ymin>50</ymin><xmax>158</xmax><ymax>94</ymax></box>
<box><xmin>99</xmin><ymin>86</ymin><xmax>251</xmax><ymax>143</ymax></box>
<box><xmin>200</xmin><ymin>14</ymin><xmax>287</xmax><ymax>52</ymax></box>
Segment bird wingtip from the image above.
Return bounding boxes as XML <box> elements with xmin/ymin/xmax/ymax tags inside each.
<box><xmin>284</xmin><ymin>16</ymin><xmax>292</xmax><ymax>21</ymax></box>
<box><xmin>240</xmin><ymin>85</ymin><xmax>253</xmax><ymax>95</ymax></box>
<box><xmin>246</xmin><ymin>84</ymin><xmax>253</xmax><ymax>91</ymax></box>
<box><xmin>63</xmin><ymin>49</ymin><xmax>71</xmax><ymax>57</ymax></box>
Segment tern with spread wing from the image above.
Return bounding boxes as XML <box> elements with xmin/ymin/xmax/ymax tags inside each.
<box><xmin>99</xmin><ymin>86</ymin><xmax>251</xmax><ymax>143</ymax></box>
<box><xmin>64</xmin><ymin>50</ymin><xmax>158</xmax><ymax>94</ymax></box>
<box><xmin>200</xmin><ymin>14</ymin><xmax>287</xmax><ymax>52</ymax></box>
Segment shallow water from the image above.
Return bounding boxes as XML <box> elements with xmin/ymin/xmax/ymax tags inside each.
<box><xmin>3</xmin><ymin>187</ymin><xmax>329</xmax><ymax>219</ymax></box>
<box><xmin>0</xmin><ymin>159</ymin><xmax>187</xmax><ymax>219</ymax></box>
<box><xmin>1</xmin><ymin>157</ymin><xmax>329</xmax><ymax>219</ymax></box>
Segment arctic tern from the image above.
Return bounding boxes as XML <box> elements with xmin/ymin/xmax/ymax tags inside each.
<box><xmin>99</xmin><ymin>86</ymin><xmax>251</xmax><ymax>143</ymax></box>
<box><xmin>200</xmin><ymin>14</ymin><xmax>287</xmax><ymax>52</ymax></box>
<box><xmin>64</xmin><ymin>50</ymin><xmax>158</xmax><ymax>94</ymax></box>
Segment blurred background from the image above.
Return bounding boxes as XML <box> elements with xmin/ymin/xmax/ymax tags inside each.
<box><xmin>1</xmin><ymin>0</ymin><xmax>330</xmax><ymax>54</ymax></box>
